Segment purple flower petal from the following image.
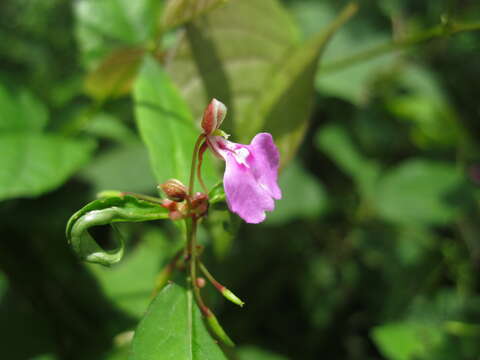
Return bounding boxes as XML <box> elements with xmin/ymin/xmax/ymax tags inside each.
<box><xmin>209</xmin><ymin>133</ymin><xmax>281</xmax><ymax>223</ymax></box>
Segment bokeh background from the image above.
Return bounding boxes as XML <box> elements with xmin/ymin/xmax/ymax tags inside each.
<box><xmin>1</xmin><ymin>0</ymin><xmax>480</xmax><ymax>359</ymax></box>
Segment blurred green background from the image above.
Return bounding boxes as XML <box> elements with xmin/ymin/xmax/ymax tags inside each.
<box><xmin>1</xmin><ymin>0</ymin><xmax>480</xmax><ymax>359</ymax></box>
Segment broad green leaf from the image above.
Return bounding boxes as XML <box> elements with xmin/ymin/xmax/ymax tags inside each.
<box><xmin>254</xmin><ymin>3</ymin><xmax>358</xmax><ymax>166</ymax></box>
<box><xmin>130</xmin><ymin>283</ymin><xmax>227</xmax><ymax>360</ymax></box>
<box><xmin>316</xmin><ymin>123</ymin><xmax>380</xmax><ymax>198</ymax></box>
<box><xmin>85</xmin><ymin>47</ymin><xmax>145</xmax><ymax>100</ymax></box>
<box><xmin>167</xmin><ymin>0</ymin><xmax>356</xmax><ymax>166</ymax></box>
<box><xmin>371</xmin><ymin>322</ymin><xmax>445</xmax><ymax>360</ymax></box>
<box><xmin>80</xmin><ymin>142</ymin><xmax>157</xmax><ymax>194</ymax></box>
<box><xmin>237</xmin><ymin>346</ymin><xmax>288</xmax><ymax>360</ymax></box>
<box><xmin>66</xmin><ymin>194</ymin><xmax>168</xmax><ymax>265</ymax></box>
<box><xmin>166</xmin><ymin>0</ymin><xmax>300</xmax><ymax>135</ymax></box>
<box><xmin>375</xmin><ymin>159</ymin><xmax>462</xmax><ymax>225</ymax></box>
<box><xmin>134</xmin><ymin>56</ymin><xmax>218</xmax><ymax>187</ymax></box>
<box><xmin>162</xmin><ymin>0</ymin><xmax>226</xmax><ymax>31</ymax></box>
<box><xmin>74</xmin><ymin>0</ymin><xmax>162</xmax><ymax>67</ymax></box>
<box><xmin>266</xmin><ymin>161</ymin><xmax>327</xmax><ymax>225</ymax></box>
<box><xmin>0</xmin><ymin>84</ymin><xmax>48</xmax><ymax>132</ymax></box>
<box><xmin>0</xmin><ymin>134</ymin><xmax>95</xmax><ymax>201</ymax></box>
<box><xmin>89</xmin><ymin>229</ymin><xmax>180</xmax><ymax>318</ymax></box>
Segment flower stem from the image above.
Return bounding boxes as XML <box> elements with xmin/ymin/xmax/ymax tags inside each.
<box><xmin>197</xmin><ymin>141</ymin><xmax>210</xmax><ymax>194</ymax></box>
<box><xmin>199</xmin><ymin>262</ymin><xmax>245</xmax><ymax>307</ymax></box>
<box><xmin>186</xmin><ymin>217</ymin><xmax>209</xmax><ymax>315</ymax></box>
<box><xmin>188</xmin><ymin>134</ymin><xmax>206</xmax><ymax>197</ymax></box>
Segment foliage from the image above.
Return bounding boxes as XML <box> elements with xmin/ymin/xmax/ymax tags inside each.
<box><xmin>1</xmin><ymin>0</ymin><xmax>480</xmax><ymax>359</ymax></box>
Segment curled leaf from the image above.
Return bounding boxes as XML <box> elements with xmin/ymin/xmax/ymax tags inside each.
<box><xmin>66</xmin><ymin>195</ymin><xmax>168</xmax><ymax>265</ymax></box>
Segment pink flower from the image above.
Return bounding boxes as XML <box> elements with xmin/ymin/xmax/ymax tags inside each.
<box><xmin>201</xmin><ymin>99</ymin><xmax>282</xmax><ymax>223</ymax></box>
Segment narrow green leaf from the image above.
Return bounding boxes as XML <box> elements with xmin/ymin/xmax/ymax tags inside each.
<box><xmin>162</xmin><ymin>0</ymin><xmax>226</xmax><ymax>31</ymax></box>
<box><xmin>134</xmin><ymin>55</ymin><xmax>218</xmax><ymax>188</ymax></box>
<box><xmin>66</xmin><ymin>195</ymin><xmax>168</xmax><ymax>265</ymax></box>
<box><xmin>84</xmin><ymin>47</ymin><xmax>145</xmax><ymax>100</ymax></box>
<box><xmin>130</xmin><ymin>283</ymin><xmax>227</xmax><ymax>360</ymax></box>
<box><xmin>74</xmin><ymin>0</ymin><xmax>162</xmax><ymax>67</ymax></box>
<box><xmin>0</xmin><ymin>134</ymin><xmax>95</xmax><ymax>201</ymax></box>
<box><xmin>0</xmin><ymin>84</ymin><xmax>48</xmax><ymax>132</ymax></box>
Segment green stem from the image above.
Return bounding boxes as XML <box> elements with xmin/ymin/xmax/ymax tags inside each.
<box><xmin>199</xmin><ymin>262</ymin><xmax>222</xmax><ymax>290</ymax></box>
<box><xmin>197</xmin><ymin>142</ymin><xmax>209</xmax><ymax>194</ymax></box>
<box><xmin>320</xmin><ymin>22</ymin><xmax>480</xmax><ymax>75</ymax></box>
<box><xmin>187</xmin><ymin>218</ymin><xmax>209</xmax><ymax>315</ymax></box>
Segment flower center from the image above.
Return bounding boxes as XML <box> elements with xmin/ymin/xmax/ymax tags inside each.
<box><xmin>232</xmin><ymin>147</ymin><xmax>250</xmax><ymax>168</ymax></box>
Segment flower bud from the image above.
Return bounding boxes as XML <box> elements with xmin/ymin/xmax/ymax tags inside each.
<box><xmin>201</xmin><ymin>98</ymin><xmax>227</xmax><ymax>135</ymax></box>
<box><xmin>191</xmin><ymin>192</ymin><xmax>209</xmax><ymax>217</ymax></box>
<box><xmin>159</xmin><ymin>179</ymin><xmax>187</xmax><ymax>202</ymax></box>
<box><xmin>220</xmin><ymin>287</ymin><xmax>245</xmax><ymax>307</ymax></box>
<box><xmin>196</xmin><ymin>277</ymin><xmax>206</xmax><ymax>288</ymax></box>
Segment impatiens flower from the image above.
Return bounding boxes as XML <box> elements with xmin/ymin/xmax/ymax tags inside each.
<box><xmin>201</xmin><ymin>99</ymin><xmax>282</xmax><ymax>223</ymax></box>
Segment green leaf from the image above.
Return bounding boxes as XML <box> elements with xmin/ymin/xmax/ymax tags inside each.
<box><xmin>134</xmin><ymin>55</ymin><xmax>218</xmax><ymax>187</ymax></box>
<box><xmin>0</xmin><ymin>84</ymin><xmax>48</xmax><ymax>132</ymax></box>
<box><xmin>167</xmin><ymin>0</ymin><xmax>356</xmax><ymax>166</ymax></box>
<box><xmin>89</xmin><ymin>229</ymin><xmax>180</xmax><ymax>318</ymax></box>
<box><xmin>74</xmin><ymin>0</ymin><xmax>162</xmax><ymax>67</ymax></box>
<box><xmin>162</xmin><ymin>0</ymin><xmax>226</xmax><ymax>30</ymax></box>
<box><xmin>316</xmin><ymin>123</ymin><xmax>380</xmax><ymax>198</ymax></box>
<box><xmin>130</xmin><ymin>283</ymin><xmax>227</xmax><ymax>360</ymax></box>
<box><xmin>66</xmin><ymin>195</ymin><xmax>168</xmax><ymax>265</ymax></box>
<box><xmin>166</xmin><ymin>0</ymin><xmax>300</xmax><ymax>135</ymax></box>
<box><xmin>80</xmin><ymin>142</ymin><xmax>157</xmax><ymax>194</ymax></box>
<box><xmin>375</xmin><ymin>159</ymin><xmax>462</xmax><ymax>225</ymax></box>
<box><xmin>0</xmin><ymin>134</ymin><xmax>95</xmax><ymax>201</ymax></box>
<box><xmin>254</xmin><ymin>3</ymin><xmax>358</xmax><ymax>166</ymax></box>
<box><xmin>371</xmin><ymin>322</ymin><xmax>445</xmax><ymax>360</ymax></box>
<box><xmin>84</xmin><ymin>47</ymin><xmax>145</xmax><ymax>100</ymax></box>
<box><xmin>266</xmin><ymin>161</ymin><xmax>327</xmax><ymax>225</ymax></box>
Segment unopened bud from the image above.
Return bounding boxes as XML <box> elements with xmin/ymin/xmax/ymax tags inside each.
<box><xmin>201</xmin><ymin>98</ymin><xmax>227</xmax><ymax>135</ymax></box>
<box><xmin>159</xmin><ymin>179</ymin><xmax>187</xmax><ymax>202</ymax></box>
<box><xmin>191</xmin><ymin>192</ymin><xmax>209</xmax><ymax>217</ymax></box>
<box><xmin>220</xmin><ymin>287</ymin><xmax>245</xmax><ymax>307</ymax></box>
<box><xmin>196</xmin><ymin>277</ymin><xmax>206</xmax><ymax>288</ymax></box>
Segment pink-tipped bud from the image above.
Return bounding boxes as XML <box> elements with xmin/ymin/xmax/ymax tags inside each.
<box><xmin>159</xmin><ymin>179</ymin><xmax>187</xmax><ymax>202</ymax></box>
<box><xmin>201</xmin><ymin>98</ymin><xmax>227</xmax><ymax>135</ymax></box>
